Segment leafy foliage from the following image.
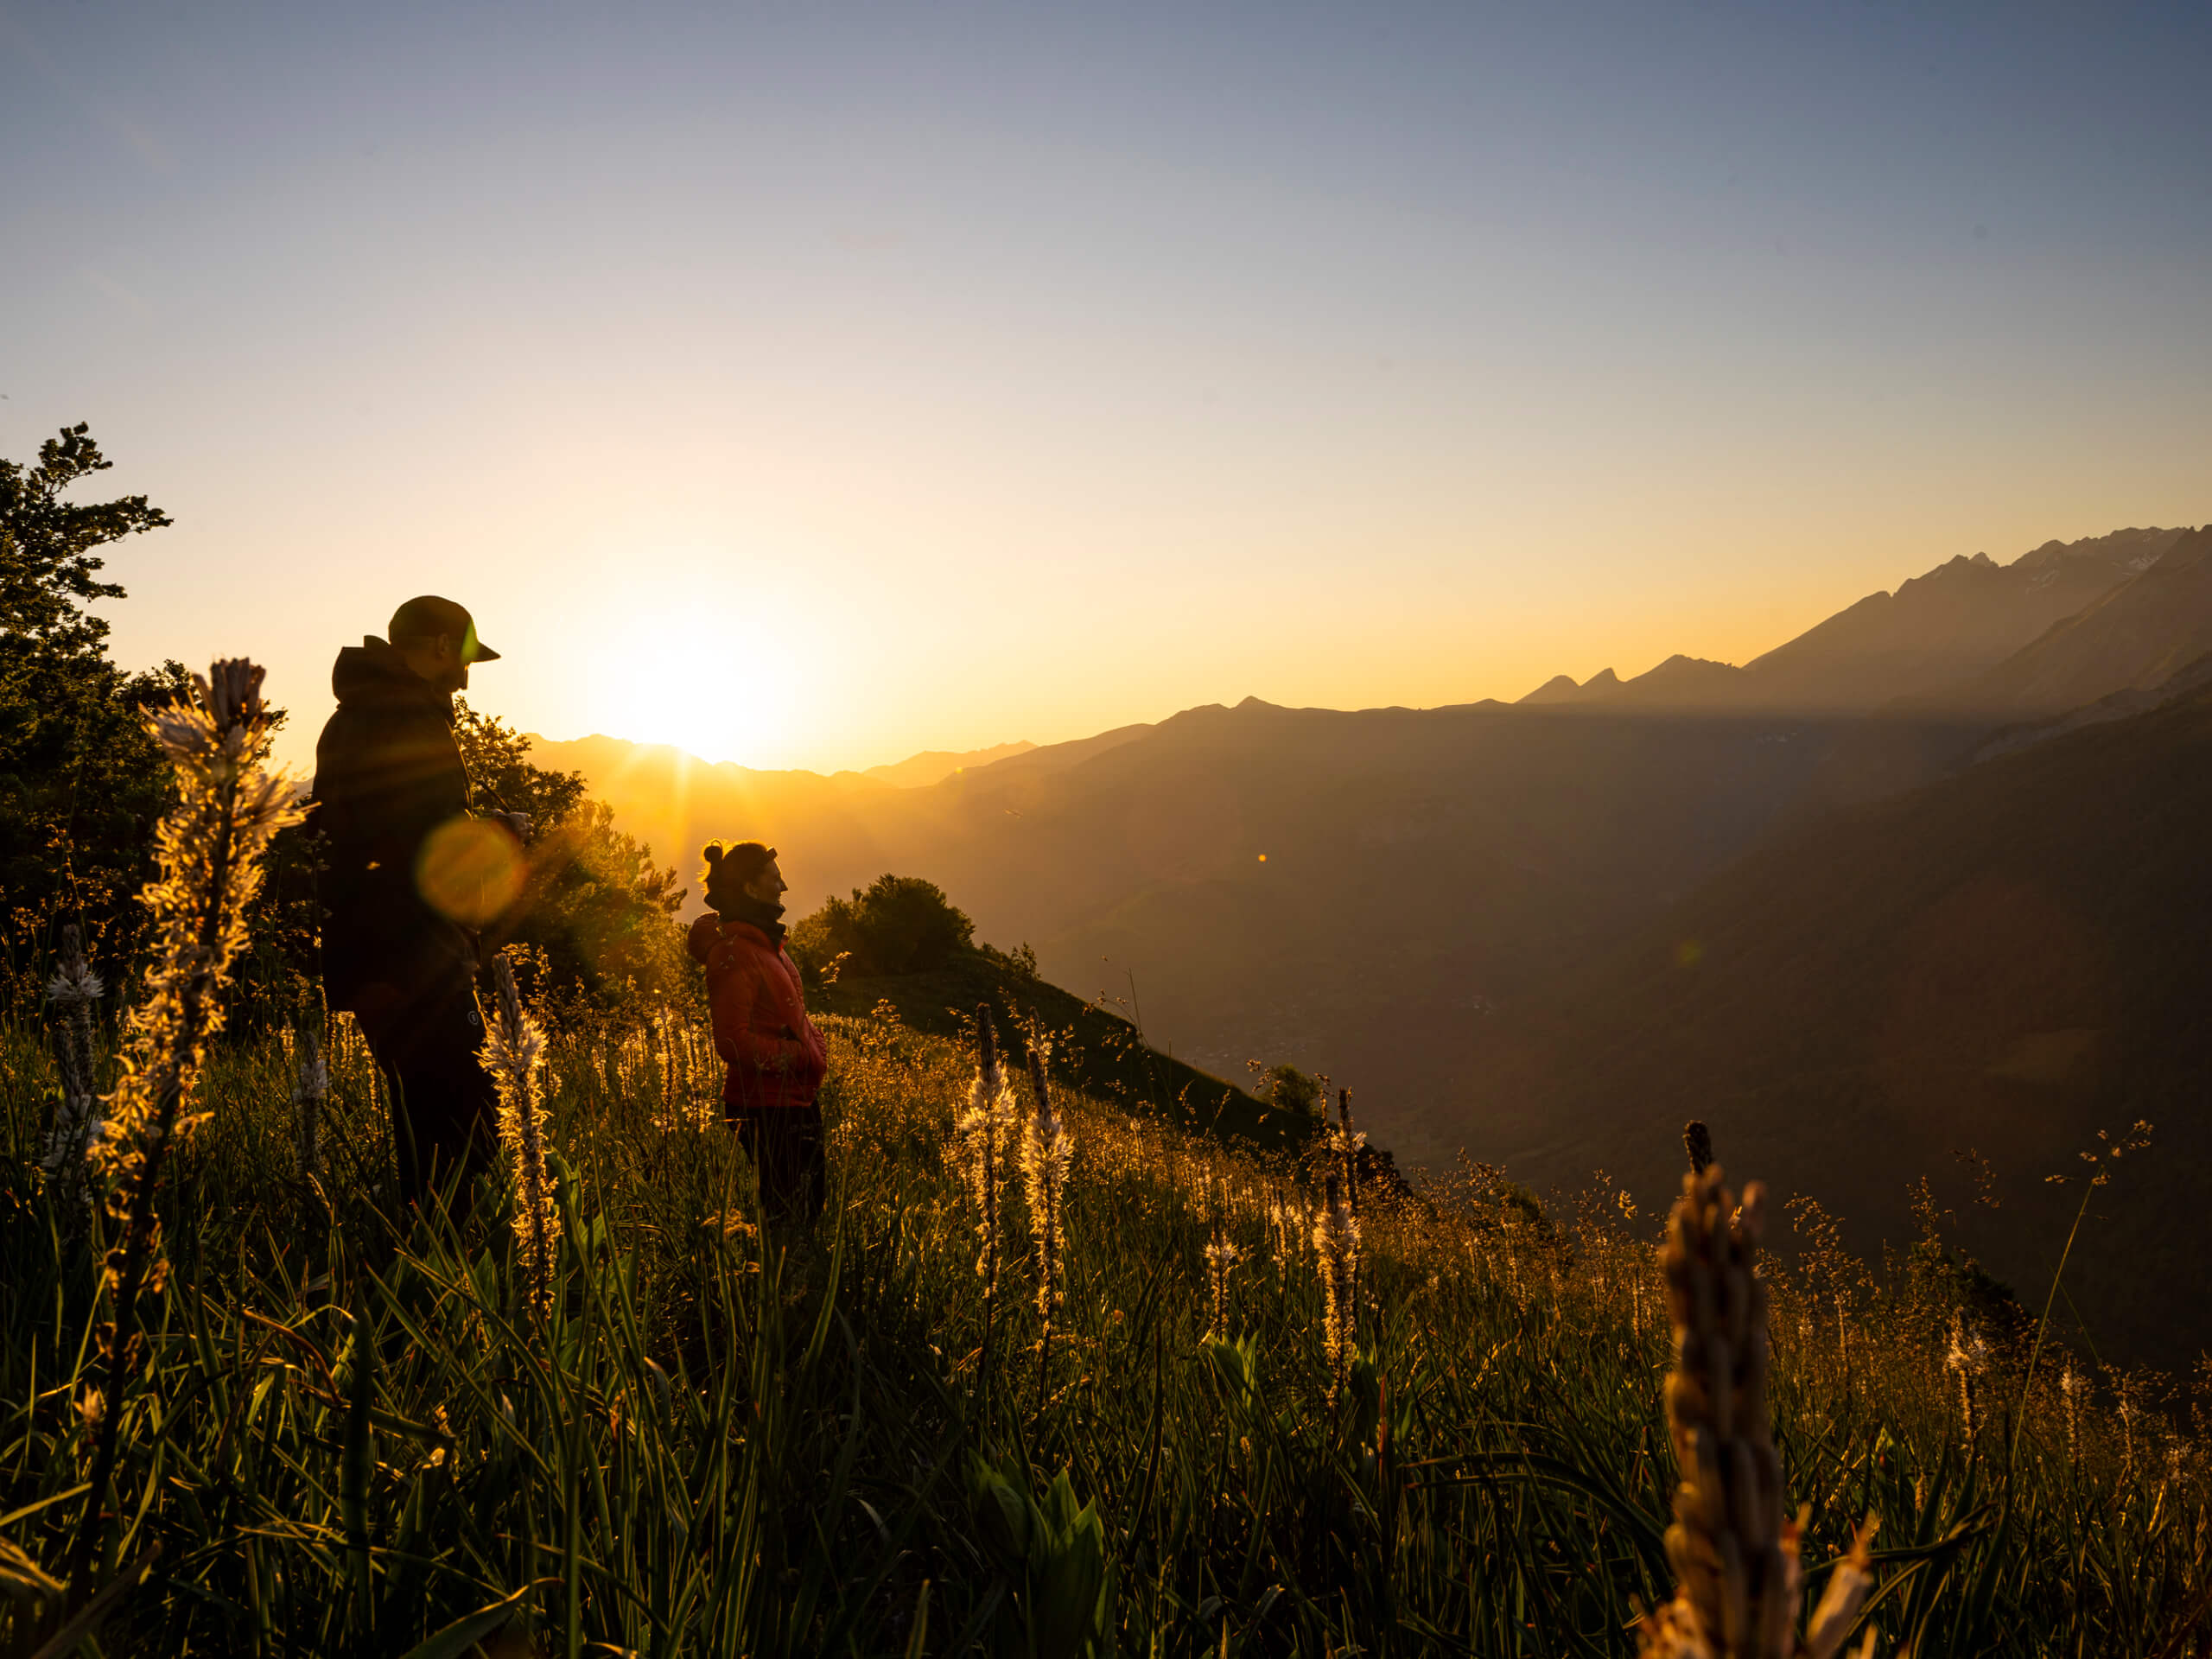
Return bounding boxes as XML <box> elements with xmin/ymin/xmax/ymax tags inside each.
<box><xmin>454</xmin><ymin>696</ymin><xmax>587</xmax><ymax>826</ymax></box>
<box><xmin>792</xmin><ymin>872</ymin><xmax>975</xmax><ymax>977</ymax></box>
<box><xmin>0</xmin><ymin>423</ymin><xmax>168</xmax><ymax>653</ymax></box>
<box><xmin>0</xmin><ymin>426</ymin><xmax>181</xmax><ymax>987</ymax></box>
<box><xmin>1249</xmin><ymin>1061</ymin><xmax>1325</xmax><ymax>1121</ymax></box>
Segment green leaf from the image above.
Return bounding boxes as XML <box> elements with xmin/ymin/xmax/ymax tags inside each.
<box><xmin>391</xmin><ymin>1583</ymin><xmax>544</xmax><ymax>1659</ymax></box>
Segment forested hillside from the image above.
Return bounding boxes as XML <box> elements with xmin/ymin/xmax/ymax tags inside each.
<box><xmin>1452</xmin><ymin>677</ymin><xmax>2212</xmax><ymax>1366</ymax></box>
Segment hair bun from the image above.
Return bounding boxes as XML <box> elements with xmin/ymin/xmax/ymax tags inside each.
<box><xmin>702</xmin><ymin>843</ymin><xmax>723</xmax><ymax>867</ymax></box>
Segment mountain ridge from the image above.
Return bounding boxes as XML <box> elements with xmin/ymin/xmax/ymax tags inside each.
<box><xmin>1517</xmin><ymin>526</ymin><xmax>2195</xmax><ymax>715</ymax></box>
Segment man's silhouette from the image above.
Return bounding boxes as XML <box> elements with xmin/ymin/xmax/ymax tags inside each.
<box><xmin>314</xmin><ymin>595</ymin><xmax>523</xmax><ymax>1205</ymax></box>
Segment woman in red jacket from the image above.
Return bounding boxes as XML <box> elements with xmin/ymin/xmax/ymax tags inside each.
<box><xmin>685</xmin><ymin>839</ymin><xmax>830</xmax><ymax>1227</ymax></box>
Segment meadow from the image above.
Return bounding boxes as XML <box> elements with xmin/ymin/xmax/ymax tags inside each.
<box><xmin>3</xmin><ymin>661</ymin><xmax>2207</xmax><ymax>1657</ymax></box>
<box><xmin>3</xmin><ymin>988</ymin><xmax>2206</xmax><ymax>1656</ymax></box>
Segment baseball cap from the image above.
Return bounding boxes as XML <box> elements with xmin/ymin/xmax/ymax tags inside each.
<box><xmin>387</xmin><ymin>595</ymin><xmax>501</xmax><ymax>663</ymax></box>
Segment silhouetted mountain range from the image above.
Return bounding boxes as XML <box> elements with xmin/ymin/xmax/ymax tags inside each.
<box><xmin>861</xmin><ymin>741</ymin><xmax>1036</xmax><ymax>788</ymax></box>
<box><xmin>1519</xmin><ymin>527</ymin><xmax>2185</xmax><ymax>715</ymax></box>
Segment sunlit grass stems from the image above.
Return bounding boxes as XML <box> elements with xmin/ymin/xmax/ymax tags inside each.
<box><xmin>482</xmin><ymin>952</ymin><xmax>560</xmax><ymax>1319</ymax></box>
<box><xmin>1642</xmin><ymin>1162</ymin><xmax>1877</xmax><ymax>1659</ymax></box>
<box><xmin>2011</xmin><ymin>1120</ymin><xmax>2153</xmax><ymax>1471</ymax></box>
<box><xmin>64</xmin><ymin>659</ymin><xmax>304</xmax><ymax>1608</ymax></box>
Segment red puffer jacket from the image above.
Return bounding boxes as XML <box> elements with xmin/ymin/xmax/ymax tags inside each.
<box><xmin>686</xmin><ymin>913</ymin><xmax>829</xmax><ymax>1111</ymax></box>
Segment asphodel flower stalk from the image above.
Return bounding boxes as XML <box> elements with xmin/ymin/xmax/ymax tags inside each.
<box><xmin>67</xmin><ymin>659</ymin><xmax>304</xmax><ymax>1606</ymax></box>
<box><xmin>481</xmin><ymin>953</ymin><xmax>560</xmax><ymax>1318</ymax></box>
<box><xmin>1946</xmin><ymin>1313</ymin><xmax>1987</xmax><ymax>1447</ymax></box>
<box><xmin>956</xmin><ymin>1006</ymin><xmax>1014</xmax><ymax>1295</ymax></box>
<box><xmin>1335</xmin><ymin>1087</ymin><xmax>1364</xmax><ymax>1312</ymax></box>
<box><xmin>1640</xmin><ymin>1162</ymin><xmax>1878</xmax><ymax>1659</ymax></box>
<box><xmin>1204</xmin><ymin>1203</ymin><xmax>1243</xmax><ymax>1340</ymax></box>
<box><xmin>1020</xmin><ymin>1044</ymin><xmax>1073</xmax><ymax>1331</ymax></box>
<box><xmin>41</xmin><ymin>923</ymin><xmax>107</xmax><ymax>1194</ymax></box>
<box><xmin>2061</xmin><ymin>1359</ymin><xmax>2084</xmax><ymax>1459</ymax></box>
<box><xmin>1313</xmin><ymin>1173</ymin><xmax>1360</xmax><ymax>1402</ymax></box>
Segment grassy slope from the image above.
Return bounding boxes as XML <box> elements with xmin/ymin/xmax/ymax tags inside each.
<box><xmin>808</xmin><ymin>946</ymin><xmax>1313</xmax><ymax>1155</ymax></box>
<box><xmin>2</xmin><ymin>1011</ymin><xmax>2201</xmax><ymax>1654</ymax></box>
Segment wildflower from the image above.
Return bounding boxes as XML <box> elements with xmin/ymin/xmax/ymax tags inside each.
<box><xmin>1313</xmin><ymin>1174</ymin><xmax>1360</xmax><ymax>1401</ymax></box>
<box><xmin>1204</xmin><ymin>1217</ymin><xmax>1243</xmax><ymax>1339</ymax></box>
<box><xmin>1946</xmin><ymin>1313</ymin><xmax>1987</xmax><ymax>1446</ymax></box>
<box><xmin>1020</xmin><ymin>1045</ymin><xmax>1073</xmax><ymax>1331</ymax></box>
<box><xmin>2061</xmin><ymin>1360</ymin><xmax>2085</xmax><ymax>1459</ymax></box>
<box><xmin>95</xmin><ymin>663</ymin><xmax>302</xmax><ymax>1200</ymax></box>
<box><xmin>480</xmin><ymin>955</ymin><xmax>561</xmax><ymax>1318</ymax></box>
<box><xmin>953</xmin><ymin>1007</ymin><xmax>1017</xmax><ymax>1295</ymax></box>
<box><xmin>68</xmin><ymin>660</ymin><xmax>304</xmax><ymax>1593</ymax></box>
<box><xmin>1639</xmin><ymin>1161</ymin><xmax>1878</xmax><ymax>1659</ymax></box>
<box><xmin>293</xmin><ymin>1020</ymin><xmax>328</xmax><ymax>1180</ymax></box>
<box><xmin>41</xmin><ymin>925</ymin><xmax>107</xmax><ymax>1185</ymax></box>
<box><xmin>2114</xmin><ymin>1373</ymin><xmax>2142</xmax><ymax>1481</ymax></box>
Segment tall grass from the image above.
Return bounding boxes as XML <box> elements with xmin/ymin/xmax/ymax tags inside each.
<box><xmin>3</xmin><ymin>991</ymin><xmax>2206</xmax><ymax>1654</ymax></box>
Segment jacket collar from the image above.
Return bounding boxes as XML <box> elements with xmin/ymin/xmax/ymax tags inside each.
<box><xmin>330</xmin><ymin>638</ymin><xmax>456</xmax><ymax>726</ymax></box>
<box><xmin>715</xmin><ymin>894</ymin><xmax>788</xmax><ymax>946</ymax></box>
<box><xmin>719</xmin><ymin>916</ymin><xmax>788</xmax><ymax>952</ymax></box>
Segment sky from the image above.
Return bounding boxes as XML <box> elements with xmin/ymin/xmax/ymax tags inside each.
<box><xmin>4</xmin><ymin>1</ymin><xmax>2209</xmax><ymax>775</ymax></box>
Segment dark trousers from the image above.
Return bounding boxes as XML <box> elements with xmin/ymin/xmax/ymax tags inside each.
<box><xmin>362</xmin><ymin>985</ymin><xmax>499</xmax><ymax>1207</ymax></box>
<box><xmin>731</xmin><ymin>1102</ymin><xmax>826</xmax><ymax>1229</ymax></box>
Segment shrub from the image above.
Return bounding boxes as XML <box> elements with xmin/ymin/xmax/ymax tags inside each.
<box><xmin>1250</xmin><ymin>1062</ymin><xmax>1324</xmax><ymax>1121</ymax></box>
<box><xmin>793</xmin><ymin>873</ymin><xmax>975</xmax><ymax>977</ymax></box>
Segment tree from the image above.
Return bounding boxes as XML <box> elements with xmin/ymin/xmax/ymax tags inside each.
<box><xmin>454</xmin><ymin>697</ymin><xmax>587</xmax><ymax>826</ymax></box>
<box><xmin>791</xmin><ymin>874</ymin><xmax>976</xmax><ymax>977</ymax></box>
<box><xmin>0</xmin><ymin>426</ymin><xmax>178</xmax><ymax>993</ymax></box>
<box><xmin>1247</xmin><ymin>1062</ymin><xmax>1324</xmax><ymax>1121</ymax></box>
<box><xmin>0</xmin><ymin>423</ymin><xmax>168</xmax><ymax>653</ymax></box>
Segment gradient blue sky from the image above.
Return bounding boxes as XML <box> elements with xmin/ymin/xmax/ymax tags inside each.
<box><xmin>4</xmin><ymin>2</ymin><xmax>2208</xmax><ymax>772</ymax></box>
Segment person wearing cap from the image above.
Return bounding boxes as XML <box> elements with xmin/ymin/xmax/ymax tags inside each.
<box><xmin>314</xmin><ymin>596</ymin><xmax>523</xmax><ymax>1205</ymax></box>
<box><xmin>685</xmin><ymin>840</ymin><xmax>830</xmax><ymax>1229</ymax></box>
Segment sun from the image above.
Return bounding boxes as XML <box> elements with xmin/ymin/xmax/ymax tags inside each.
<box><xmin>587</xmin><ymin>624</ymin><xmax>798</xmax><ymax>764</ymax></box>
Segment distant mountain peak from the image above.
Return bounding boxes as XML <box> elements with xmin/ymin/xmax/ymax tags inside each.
<box><xmin>2009</xmin><ymin>525</ymin><xmax>2189</xmax><ymax>572</ymax></box>
<box><xmin>1518</xmin><ymin>673</ymin><xmax>1585</xmax><ymax>705</ymax></box>
<box><xmin>861</xmin><ymin>741</ymin><xmax>1037</xmax><ymax>789</ymax></box>
<box><xmin>1516</xmin><ymin>668</ymin><xmax>1621</xmax><ymax>706</ymax></box>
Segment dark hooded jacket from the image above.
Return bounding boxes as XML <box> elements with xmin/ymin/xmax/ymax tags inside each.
<box><xmin>313</xmin><ymin>639</ymin><xmax>479</xmax><ymax>1012</ymax></box>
